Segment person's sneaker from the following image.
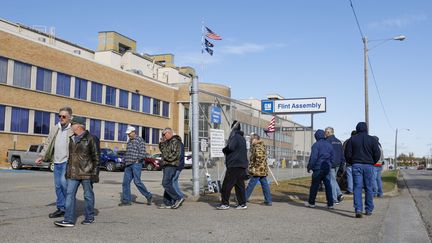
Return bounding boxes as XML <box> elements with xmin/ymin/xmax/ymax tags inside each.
<box><xmin>344</xmin><ymin>191</ymin><xmax>352</xmax><ymax>195</ymax></box>
<box><xmin>355</xmin><ymin>212</ymin><xmax>363</xmax><ymax>218</ymax></box>
<box><xmin>118</xmin><ymin>202</ymin><xmax>132</xmax><ymax>207</ymax></box>
<box><xmin>147</xmin><ymin>196</ymin><xmax>153</xmax><ymax>205</ymax></box>
<box><xmin>365</xmin><ymin>211</ymin><xmax>373</xmax><ymax>216</ymax></box>
<box><xmin>264</xmin><ymin>202</ymin><xmax>272</xmax><ymax>206</ymax></box>
<box><xmin>171</xmin><ymin>198</ymin><xmax>185</xmax><ymax>209</ymax></box>
<box><xmin>54</xmin><ymin>220</ymin><xmax>74</xmax><ymax>227</ymax></box>
<box><xmin>216</xmin><ymin>204</ymin><xmax>230</xmax><ymax>210</ymax></box>
<box><xmin>305</xmin><ymin>203</ymin><xmax>316</xmax><ymax>208</ymax></box>
<box><xmin>158</xmin><ymin>205</ymin><xmax>172</xmax><ymax>209</ymax></box>
<box><xmin>327</xmin><ymin>205</ymin><xmax>334</xmax><ymax>209</ymax></box>
<box><xmin>337</xmin><ymin>194</ymin><xmax>344</xmax><ymax>202</ymax></box>
<box><xmin>49</xmin><ymin>209</ymin><xmax>65</xmax><ymax>218</ymax></box>
<box><xmin>81</xmin><ymin>219</ymin><xmax>94</xmax><ymax>225</ymax></box>
<box><xmin>334</xmin><ymin>201</ymin><xmax>340</xmax><ymax>205</ymax></box>
<box><xmin>235</xmin><ymin>204</ymin><xmax>248</xmax><ymax>210</ymax></box>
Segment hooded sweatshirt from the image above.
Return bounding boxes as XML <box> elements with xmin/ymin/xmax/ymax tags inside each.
<box><xmin>222</xmin><ymin>123</ymin><xmax>248</xmax><ymax>169</ymax></box>
<box><xmin>344</xmin><ymin>122</ymin><xmax>381</xmax><ymax>165</ymax></box>
<box><xmin>307</xmin><ymin>130</ymin><xmax>334</xmax><ymax>171</ymax></box>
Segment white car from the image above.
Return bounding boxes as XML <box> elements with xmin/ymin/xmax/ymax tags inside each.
<box><xmin>184</xmin><ymin>151</ymin><xmax>193</xmax><ymax>169</ymax></box>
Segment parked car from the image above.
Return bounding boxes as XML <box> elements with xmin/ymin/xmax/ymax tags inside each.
<box><xmin>184</xmin><ymin>152</ymin><xmax>193</xmax><ymax>169</ymax></box>
<box><xmin>143</xmin><ymin>153</ymin><xmax>162</xmax><ymax>171</ymax></box>
<box><xmin>99</xmin><ymin>148</ymin><xmax>124</xmax><ymax>172</ymax></box>
<box><xmin>417</xmin><ymin>165</ymin><xmax>425</xmax><ymax>170</ymax></box>
<box><xmin>7</xmin><ymin>144</ymin><xmax>54</xmax><ymax>172</ymax></box>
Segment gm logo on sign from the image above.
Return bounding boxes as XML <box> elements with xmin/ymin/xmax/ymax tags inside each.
<box><xmin>261</xmin><ymin>100</ymin><xmax>274</xmax><ymax>113</ymax></box>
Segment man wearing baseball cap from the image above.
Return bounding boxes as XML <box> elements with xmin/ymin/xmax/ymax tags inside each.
<box><xmin>54</xmin><ymin>116</ymin><xmax>99</xmax><ymax>227</ymax></box>
<box><xmin>119</xmin><ymin>125</ymin><xmax>153</xmax><ymax>206</ymax></box>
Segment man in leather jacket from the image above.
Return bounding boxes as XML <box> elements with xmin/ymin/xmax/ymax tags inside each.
<box><xmin>54</xmin><ymin>116</ymin><xmax>100</xmax><ymax>227</ymax></box>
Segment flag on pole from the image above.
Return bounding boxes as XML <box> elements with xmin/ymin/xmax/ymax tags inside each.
<box><xmin>204</xmin><ymin>38</ymin><xmax>214</xmax><ymax>48</ymax></box>
<box><xmin>267</xmin><ymin>116</ymin><xmax>276</xmax><ymax>133</ymax></box>
<box><xmin>205</xmin><ymin>47</ymin><xmax>213</xmax><ymax>56</ymax></box>
<box><xmin>205</xmin><ymin>27</ymin><xmax>222</xmax><ymax>40</ymax></box>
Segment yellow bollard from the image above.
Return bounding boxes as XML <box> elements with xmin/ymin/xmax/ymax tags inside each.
<box><xmin>282</xmin><ymin>158</ymin><xmax>286</xmax><ymax>168</ymax></box>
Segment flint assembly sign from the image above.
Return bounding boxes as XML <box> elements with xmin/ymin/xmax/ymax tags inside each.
<box><xmin>261</xmin><ymin>97</ymin><xmax>326</xmax><ymax>114</ymax></box>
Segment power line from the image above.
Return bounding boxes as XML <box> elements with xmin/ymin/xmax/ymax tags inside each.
<box><xmin>368</xmin><ymin>57</ymin><xmax>394</xmax><ymax>129</ymax></box>
<box><xmin>349</xmin><ymin>0</ymin><xmax>365</xmax><ymax>39</ymax></box>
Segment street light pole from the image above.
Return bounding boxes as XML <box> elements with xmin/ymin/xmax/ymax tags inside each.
<box><xmin>394</xmin><ymin>128</ymin><xmax>398</xmax><ymax>169</ymax></box>
<box><xmin>362</xmin><ymin>35</ymin><xmax>406</xmax><ymax>130</ymax></box>
<box><xmin>363</xmin><ymin>36</ymin><xmax>369</xmax><ymax>129</ymax></box>
<box><xmin>394</xmin><ymin>128</ymin><xmax>409</xmax><ymax>169</ymax></box>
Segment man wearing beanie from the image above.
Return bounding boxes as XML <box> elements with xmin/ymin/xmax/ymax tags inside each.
<box><xmin>217</xmin><ymin>120</ymin><xmax>249</xmax><ymax>210</ymax></box>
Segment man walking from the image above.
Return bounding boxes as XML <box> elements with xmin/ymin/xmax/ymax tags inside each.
<box><xmin>159</xmin><ymin>128</ymin><xmax>184</xmax><ymax>209</ymax></box>
<box><xmin>344</xmin><ymin>122</ymin><xmax>381</xmax><ymax>218</ymax></box>
<box><xmin>217</xmin><ymin>120</ymin><xmax>248</xmax><ymax>210</ymax></box>
<box><xmin>245</xmin><ymin>133</ymin><xmax>272</xmax><ymax>206</ymax></box>
<box><xmin>119</xmin><ymin>126</ymin><xmax>153</xmax><ymax>206</ymax></box>
<box><xmin>343</xmin><ymin>130</ymin><xmax>357</xmax><ymax>195</ymax></box>
<box><xmin>325</xmin><ymin>127</ymin><xmax>345</xmax><ymax>204</ymax></box>
<box><xmin>306</xmin><ymin>129</ymin><xmax>334</xmax><ymax>209</ymax></box>
<box><xmin>54</xmin><ymin>116</ymin><xmax>99</xmax><ymax>227</ymax></box>
<box><xmin>36</xmin><ymin>106</ymin><xmax>73</xmax><ymax>218</ymax></box>
<box><xmin>372</xmin><ymin>136</ymin><xmax>384</xmax><ymax>198</ymax></box>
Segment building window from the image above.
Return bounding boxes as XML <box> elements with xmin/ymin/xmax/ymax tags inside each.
<box><xmin>104</xmin><ymin>121</ymin><xmax>115</xmax><ymax>140</ymax></box>
<box><xmin>142</xmin><ymin>126</ymin><xmax>150</xmax><ymax>143</ymax></box>
<box><xmin>105</xmin><ymin>86</ymin><xmax>116</xmax><ymax>106</ymax></box>
<box><xmin>131</xmin><ymin>93</ymin><xmax>140</xmax><ymax>111</ymax></box>
<box><xmin>11</xmin><ymin>107</ymin><xmax>29</xmax><ymax>133</ymax></box>
<box><xmin>0</xmin><ymin>57</ymin><xmax>7</xmax><ymax>83</ymax></box>
<box><xmin>152</xmin><ymin>128</ymin><xmax>160</xmax><ymax>144</ymax></box>
<box><xmin>34</xmin><ymin>110</ymin><xmax>50</xmax><ymax>134</ymax></box>
<box><xmin>90</xmin><ymin>119</ymin><xmax>101</xmax><ymax>139</ymax></box>
<box><xmin>162</xmin><ymin>101</ymin><xmax>169</xmax><ymax>117</ymax></box>
<box><xmin>142</xmin><ymin>96</ymin><xmax>151</xmax><ymax>113</ymax></box>
<box><xmin>56</xmin><ymin>72</ymin><xmax>71</xmax><ymax>96</ymax></box>
<box><xmin>118</xmin><ymin>123</ymin><xmax>128</xmax><ymax>141</ymax></box>
<box><xmin>13</xmin><ymin>61</ymin><xmax>31</xmax><ymax>88</ymax></box>
<box><xmin>36</xmin><ymin>68</ymin><xmax>52</xmax><ymax>93</ymax></box>
<box><xmin>91</xmin><ymin>82</ymin><xmax>102</xmax><ymax>103</ymax></box>
<box><xmin>0</xmin><ymin>105</ymin><xmax>5</xmax><ymax>131</ymax></box>
<box><xmin>119</xmin><ymin>89</ymin><xmax>129</xmax><ymax>109</ymax></box>
<box><xmin>153</xmin><ymin>99</ymin><xmax>160</xmax><ymax>115</ymax></box>
<box><xmin>74</xmin><ymin>78</ymin><xmax>87</xmax><ymax>100</ymax></box>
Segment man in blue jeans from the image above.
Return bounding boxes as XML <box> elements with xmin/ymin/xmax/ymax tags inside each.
<box><xmin>119</xmin><ymin>126</ymin><xmax>153</xmax><ymax>206</ymax></box>
<box><xmin>325</xmin><ymin>127</ymin><xmax>345</xmax><ymax>204</ymax></box>
<box><xmin>344</xmin><ymin>122</ymin><xmax>381</xmax><ymax>218</ymax></box>
<box><xmin>54</xmin><ymin>116</ymin><xmax>99</xmax><ymax>227</ymax></box>
<box><xmin>245</xmin><ymin>133</ymin><xmax>272</xmax><ymax>206</ymax></box>
<box><xmin>372</xmin><ymin>137</ymin><xmax>384</xmax><ymax>197</ymax></box>
<box><xmin>36</xmin><ymin>106</ymin><xmax>74</xmax><ymax>218</ymax></box>
<box><xmin>343</xmin><ymin>130</ymin><xmax>357</xmax><ymax>195</ymax></box>
<box><xmin>159</xmin><ymin>127</ymin><xmax>184</xmax><ymax>209</ymax></box>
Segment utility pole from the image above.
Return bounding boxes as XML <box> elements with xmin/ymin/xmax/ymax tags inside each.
<box><xmin>191</xmin><ymin>75</ymin><xmax>199</xmax><ymax>196</ymax></box>
<box><xmin>363</xmin><ymin>36</ymin><xmax>369</xmax><ymax>129</ymax></box>
<box><xmin>394</xmin><ymin>128</ymin><xmax>398</xmax><ymax>170</ymax></box>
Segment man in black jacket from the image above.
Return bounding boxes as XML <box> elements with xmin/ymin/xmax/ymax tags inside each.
<box><xmin>344</xmin><ymin>122</ymin><xmax>381</xmax><ymax>218</ymax></box>
<box><xmin>217</xmin><ymin>120</ymin><xmax>248</xmax><ymax>210</ymax></box>
<box><xmin>325</xmin><ymin>127</ymin><xmax>345</xmax><ymax>204</ymax></box>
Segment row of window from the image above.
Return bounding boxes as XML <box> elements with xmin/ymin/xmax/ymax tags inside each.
<box><xmin>0</xmin><ymin>56</ymin><xmax>170</xmax><ymax>117</ymax></box>
<box><xmin>0</xmin><ymin>105</ymin><xmax>162</xmax><ymax>144</ymax></box>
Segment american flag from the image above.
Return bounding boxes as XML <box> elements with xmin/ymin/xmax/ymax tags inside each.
<box><xmin>267</xmin><ymin>116</ymin><xmax>276</xmax><ymax>133</ymax></box>
<box><xmin>205</xmin><ymin>27</ymin><xmax>222</xmax><ymax>40</ymax></box>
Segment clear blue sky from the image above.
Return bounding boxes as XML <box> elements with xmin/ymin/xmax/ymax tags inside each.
<box><xmin>1</xmin><ymin>0</ymin><xmax>431</xmax><ymax>157</ymax></box>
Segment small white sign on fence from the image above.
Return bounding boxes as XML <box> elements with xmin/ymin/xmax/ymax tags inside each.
<box><xmin>210</xmin><ymin>129</ymin><xmax>225</xmax><ymax>158</ymax></box>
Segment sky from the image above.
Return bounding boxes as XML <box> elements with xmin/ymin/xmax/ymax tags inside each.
<box><xmin>1</xmin><ymin>0</ymin><xmax>431</xmax><ymax>157</ymax></box>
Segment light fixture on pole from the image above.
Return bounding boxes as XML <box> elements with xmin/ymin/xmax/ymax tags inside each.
<box><xmin>394</xmin><ymin>128</ymin><xmax>409</xmax><ymax>170</ymax></box>
<box><xmin>363</xmin><ymin>35</ymin><xmax>406</xmax><ymax>130</ymax></box>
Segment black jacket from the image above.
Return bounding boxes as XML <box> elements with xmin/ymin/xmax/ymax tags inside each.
<box><xmin>326</xmin><ymin>135</ymin><xmax>345</xmax><ymax>168</ymax></box>
<box><xmin>222</xmin><ymin>129</ymin><xmax>248</xmax><ymax>169</ymax></box>
<box><xmin>344</xmin><ymin>122</ymin><xmax>381</xmax><ymax>165</ymax></box>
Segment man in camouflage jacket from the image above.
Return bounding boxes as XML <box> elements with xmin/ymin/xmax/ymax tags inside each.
<box><xmin>245</xmin><ymin>133</ymin><xmax>272</xmax><ymax>206</ymax></box>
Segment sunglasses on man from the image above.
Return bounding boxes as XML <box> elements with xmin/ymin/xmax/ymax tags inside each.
<box><xmin>58</xmin><ymin>115</ymin><xmax>69</xmax><ymax>119</ymax></box>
